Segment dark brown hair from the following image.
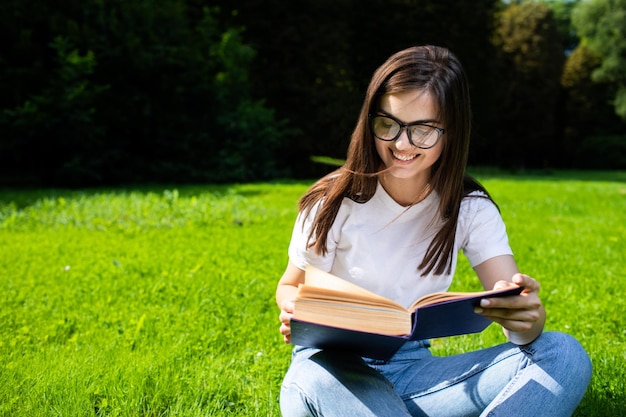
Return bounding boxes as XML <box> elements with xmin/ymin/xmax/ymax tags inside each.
<box><xmin>299</xmin><ymin>45</ymin><xmax>493</xmax><ymax>275</ymax></box>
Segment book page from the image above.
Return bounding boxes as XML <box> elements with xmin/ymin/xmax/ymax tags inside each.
<box><xmin>303</xmin><ymin>266</ymin><xmax>406</xmax><ymax>311</ymax></box>
<box><xmin>293</xmin><ymin>300</ymin><xmax>411</xmax><ymax>335</ymax></box>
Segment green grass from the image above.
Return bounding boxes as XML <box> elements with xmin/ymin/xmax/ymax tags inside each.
<box><xmin>0</xmin><ymin>171</ymin><xmax>625</xmax><ymax>416</ymax></box>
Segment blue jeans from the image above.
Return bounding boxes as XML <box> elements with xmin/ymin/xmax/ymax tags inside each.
<box><xmin>280</xmin><ymin>332</ymin><xmax>591</xmax><ymax>416</ymax></box>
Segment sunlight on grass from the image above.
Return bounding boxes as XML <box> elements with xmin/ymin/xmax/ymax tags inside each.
<box><xmin>0</xmin><ymin>173</ymin><xmax>624</xmax><ymax>415</ymax></box>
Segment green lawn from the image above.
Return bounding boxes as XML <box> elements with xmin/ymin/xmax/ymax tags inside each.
<box><xmin>1</xmin><ymin>170</ymin><xmax>624</xmax><ymax>416</ymax></box>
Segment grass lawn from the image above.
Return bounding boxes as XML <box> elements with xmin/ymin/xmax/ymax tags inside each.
<box><xmin>0</xmin><ymin>169</ymin><xmax>624</xmax><ymax>416</ymax></box>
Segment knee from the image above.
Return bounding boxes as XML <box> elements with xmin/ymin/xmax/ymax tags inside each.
<box><xmin>280</xmin><ymin>359</ymin><xmax>319</xmax><ymax>417</ymax></box>
<box><xmin>282</xmin><ymin>350</ymin><xmax>351</xmax><ymax>394</ymax></box>
<box><xmin>280</xmin><ymin>380</ymin><xmax>315</xmax><ymax>417</ymax></box>
<box><xmin>531</xmin><ymin>332</ymin><xmax>592</xmax><ymax>383</ymax></box>
<box><xmin>280</xmin><ymin>350</ymin><xmax>401</xmax><ymax>417</ymax></box>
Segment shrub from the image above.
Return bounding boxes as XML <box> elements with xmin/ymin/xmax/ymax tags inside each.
<box><xmin>576</xmin><ymin>135</ymin><xmax>626</xmax><ymax>169</ymax></box>
<box><xmin>0</xmin><ymin>2</ymin><xmax>289</xmax><ymax>186</ymax></box>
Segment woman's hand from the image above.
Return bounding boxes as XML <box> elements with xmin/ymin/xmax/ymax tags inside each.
<box><xmin>276</xmin><ymin>261</ymin><xmax>306</xmax><ymax>344</ymax></box>
<box><xmin>474</xmin><ymin>256</ymin><xmax>545</xmax><ymax>345</ymax></box>
<box><xmin>279</xmin><ymin>299</ymin><xmax>295</xmax><ymax>344</ymax></box>
<box><xmin>476</xmin><ymin>273</ymin><xmax>545</xmax><ymax>344</ymax></box>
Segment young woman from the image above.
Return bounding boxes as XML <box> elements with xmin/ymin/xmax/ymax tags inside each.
<box><xmin>276</xmin><ymin>45</ymin><xmax>591</xmax><ymax>417</ymax></box>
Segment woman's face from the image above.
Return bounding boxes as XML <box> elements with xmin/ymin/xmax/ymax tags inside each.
<box><xmin>374</xmin><ymin>89</ymin><xmax>444</xmax><ymax>182</ymax></box>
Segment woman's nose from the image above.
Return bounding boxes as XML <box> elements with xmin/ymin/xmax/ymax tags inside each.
<box><xmin>395</xmin><ymin>129</ymin><xmax>413</xmax><ymax>150</ymax></box>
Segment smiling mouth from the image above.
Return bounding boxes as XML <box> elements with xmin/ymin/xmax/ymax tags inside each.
<box><xmin>392</xmin><ymin>150</ymin><xmax>418</xmax><ymax>161</ymax></box>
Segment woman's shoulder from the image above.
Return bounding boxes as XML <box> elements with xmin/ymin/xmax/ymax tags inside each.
<box><xmin>459</xmin><ymin>191</ymin><xmax>500</xmax><ymax>220</ymax></box>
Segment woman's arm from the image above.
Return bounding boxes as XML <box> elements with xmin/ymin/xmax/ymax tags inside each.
<box><xmin>276</xmin><ymin>261</ymin><xmax>306</xmax><ymax>344</ymax></box>
<box><xmin>473</xmin><ymin>254</ymin><xmax>546</xmax><ymax>345</ymax></box>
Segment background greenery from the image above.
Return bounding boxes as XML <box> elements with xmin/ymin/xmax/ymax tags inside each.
<box><xmin>1</xmin><ymin>0</ymin><xmax>626</xmax><ymax>187</ymax></box>
<box><xmin>1</xmin><ymin>171</ymin><xmax>624</xmax><ymax>416</ymax></box>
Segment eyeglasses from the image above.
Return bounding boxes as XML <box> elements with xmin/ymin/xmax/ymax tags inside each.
<box><xmin>369</xmin><ymin>114</ymin><xmax>445</xmax><ymax>149</ymax></box>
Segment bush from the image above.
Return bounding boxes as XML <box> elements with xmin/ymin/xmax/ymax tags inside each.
<box><xmin>0</xmin><ymin>1</ymin><xmax>289</xmax><ymax>186</ymax></box>
<box><xmin>490</xmin><ymin>2</ymin><xmax>565</xmax><ymax>169</ymax></box>
<box><xmin>576</xmin><ymin>135</ymin><xmax>626</xmax><ymax>169</ymax></box>
<box><xmin>0</xmin><ymin>37</ymin><xmax>108</xmax><ymax>186</ymax></box>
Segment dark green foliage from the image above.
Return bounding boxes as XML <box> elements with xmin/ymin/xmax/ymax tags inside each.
<box><xmin>212</xmin><ymin>0</ymin><xmax>502</xmax><ymax>176</ymax></box>
<box><xmin>1</xmin><ymin>0</ymin><xmax>625</xmax><ymax>186</ymax></box>
<box><xmin>560</xmin><ymin>44</ymin><xmax>625</xmax><ymax>168</ymax></box>
<box><xmin>576</xmin><ymin>135</ymin><xmax>626</xmax><ymax>169</ymax></box>
<box><xmin>0</xmin><ymin>1</ymin><xmax>288</xmax><ymax>186</ymax></box>
<box><xmin>491</xmin><ymin>2</ymin><xmax>565</xmax><ymax>169</ymax></box>
<box><xmin>0</xmin><ymin>36</ymin><xmax>109</xmax><ymax>185</ymax></box>
<box><xmin>572</xmin><ymin>0</ymin><xmax>626</xmax><ymax>119</ymax></box>
<box><xmin>538</xmin><ymin>0</ymin><xmax>583</xmax><ymax>52</ymax></box>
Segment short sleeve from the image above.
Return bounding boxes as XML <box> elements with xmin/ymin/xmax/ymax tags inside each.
<box><xmin>287</xmin><ymin>202</ymin><xmax>337</xmax><ymax>272</ymax></box>
<box><xmin>459</xmin><ymin>194</ymin><xmax>513</xmax><ymax>267</ymax></box>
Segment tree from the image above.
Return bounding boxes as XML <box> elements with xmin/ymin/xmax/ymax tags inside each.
<box><xmin>491</xmin><ymin>1</ymin><xmax>565</xmax><ymax>168</ymax></box>
<box><xmin>536</xmin><ymin>0</ymin><xmax>582</xmax><ymax>53</ymax></box>
<box><xmin>561</xmin><ymin>44</ymin><xmax>626</xmax><ymax>168</ymax></box>
<box><xmin>0</xmin><ymin>1</ymin><xmax>288</xmax><ymax>186</ymax></box>
<box><xmin>572</xmin><ymin>0</ymin><xmax>626</xmax><ymax>119</ymax></box>
<box><xmin>212</xmin><ymin>0</ymin><xmax>502</xmax><ymax>175</ymax></box>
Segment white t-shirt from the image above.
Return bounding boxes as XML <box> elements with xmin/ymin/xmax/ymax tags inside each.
<box><xmin>288</xmin><ymin>182</ymin><xmax>513</xmax><ymax>309</ymax></box>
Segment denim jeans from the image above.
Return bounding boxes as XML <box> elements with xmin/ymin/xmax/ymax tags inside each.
<box><xmin>280</xmin><ymin>332</ymin><xmax>591</xmax><ymax>417</ymax></box>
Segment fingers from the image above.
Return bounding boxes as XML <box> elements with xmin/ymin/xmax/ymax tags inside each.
<box><xmin>492</xmin><ymin>279</ymin><xmax>517</xmax><ymax>291</ymax></box>
<box><xmin>491</xmin><ymin>274</ymin><xmax>539</xmax><ymax>293</ymax></box>
<box><xmin>279</xmin><ymin>299</ymin><xmax>295</xmax><ymax>344</ymax></box>
<box><xmin>479</xmin><ymin>292</ymin><xmax>541</xmax><ymax>310</ymax></box>
<box><xmin>512</xmin><ymin>273</ymin><xmax>540</xmax><ymax>293</ymax></box>
<box><xmin>483</xmin><ymin>273</ymin><xmax>541</xmax><ymax>309</ymax></box>
<box><xmin>279</xmin><ymin>309</ymin><xmax>292</xmax><ymax>327</ymax></box>
<box><xmin>280</xmin><ymin>299</ymin><xmax>295</xmax><ymax>314</ymax></box>
<box><xmin>477</xmin><ymin>304</ymin><xmax>542</xmax><ymax>331</ymax></box>
<box><xmin>476</xmin><ymin>273</ymin><xmax>543</xmax><ymax>332</ymax></box>
<box><xmin>280</xmin><ymin>322</ymin><xmax>292</xmax><ymax>343</ymax></box>
<box><xmin>279</xmin><ymin>317</ymin><xmax>292</xmax><ymax>344</ymax></box>
<box><xmin>279</xmin><ymin>313</ymin><xmax>292</xmax><ymax>344</ymax></box>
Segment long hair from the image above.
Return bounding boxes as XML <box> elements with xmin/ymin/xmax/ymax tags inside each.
<box><xmin>299</xmin><ymin>45</ymin><xmax>493</xmax><ymax>275</ymax></box>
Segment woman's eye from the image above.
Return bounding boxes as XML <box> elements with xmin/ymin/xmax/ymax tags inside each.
<box><xmin>411</xmin><ymin>125</ymin><xmax>430</xmax><ymax>136</ymax></box>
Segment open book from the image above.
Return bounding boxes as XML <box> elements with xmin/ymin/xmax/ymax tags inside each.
<box><xmin>290</xmin><ymin>266</ymin><xmax>523</xmax><ymax>359</ymax></box>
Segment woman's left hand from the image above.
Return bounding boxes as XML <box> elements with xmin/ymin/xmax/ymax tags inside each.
<box><xmin>475</xmin><ymin>273</ymin><xmax>544</xmax><ymax>340</ymax></box>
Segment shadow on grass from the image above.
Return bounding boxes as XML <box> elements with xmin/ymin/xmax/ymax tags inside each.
<box><xmin>0</xmin><ymin>179</ymin><xmax>315</xmax><ymax>209</ymax></box>
<box><xmin>1</xmin><ymin>168</ymin><xmax>624</xmax><ymax>209</ymax></box>
<box><xmin>468</xmin><ymin>167</ymin><xmax>626</xmax><ymax>183</ymax></box>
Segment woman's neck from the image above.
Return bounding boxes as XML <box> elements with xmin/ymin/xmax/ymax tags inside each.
<box><xmin>379</xmin><ymin>173</ymin><xmax>432</xmax><ymax>207</ymax></box>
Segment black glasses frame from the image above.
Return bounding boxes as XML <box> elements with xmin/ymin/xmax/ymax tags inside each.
<box><xmin>369</xmin><ymin>114</ymin><xmax>445</xmax><ymax>149</ymax></box>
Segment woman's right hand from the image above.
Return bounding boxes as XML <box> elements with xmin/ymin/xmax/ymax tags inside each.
<box><xmin>279</xmin><ymin>299</ymin><xmax>295</xmax><ymax>343</ymax></box>
<box><xmin>276</xmin><ymin>261</ymin><xmax>306</xmax><ymax>344</ymax></box>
